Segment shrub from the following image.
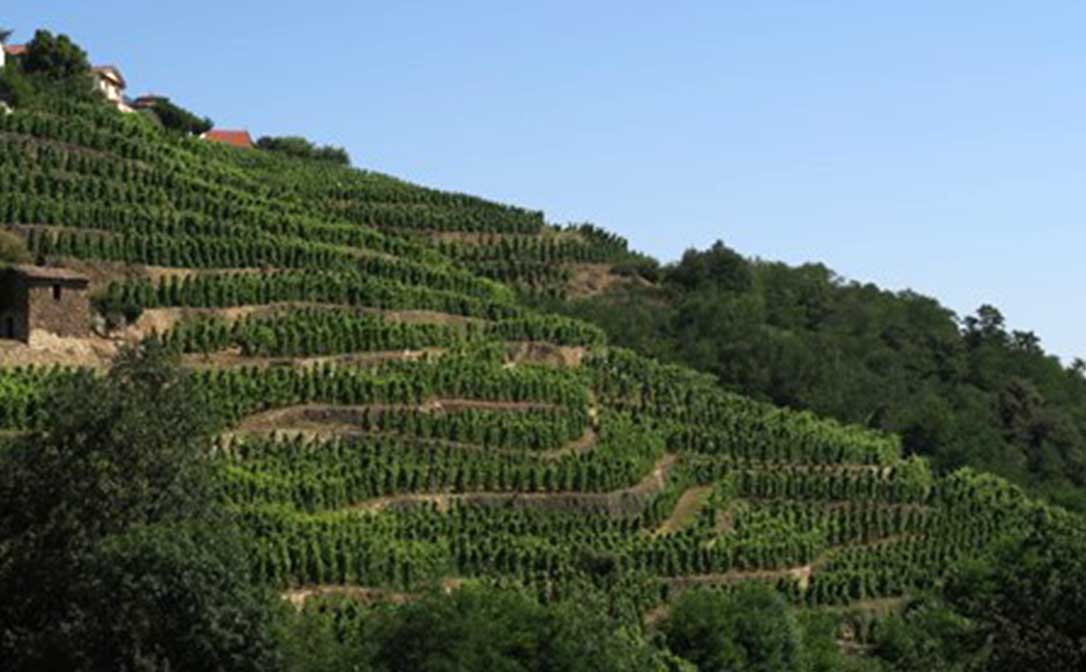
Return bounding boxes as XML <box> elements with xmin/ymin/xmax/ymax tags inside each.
<box><xmin>0</xmin><ymin>230</ymin><xmax>31</xmax><ymax>264</ymax></box>
<box><xmin>662</xmin><ymin>583</ymin><xmax>804</xmax><ymax>672</ymax></box>
<box><xmin>256</xmin><ymin>135</ymin><xmax>351</xmax><ymax>165</ymax></box>
<box><xmin>0</xmin><ymin>59</ymin><xmax>34</xmax><ymax>107</ymax></box>
<box><xmin>147</xmin><ymin>97</ymin><xmax>213</xmax><ymax>135</ymax></box>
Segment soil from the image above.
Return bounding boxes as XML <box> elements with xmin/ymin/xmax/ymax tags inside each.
<box><xmin>505</xmin><ymin>342</ymin><xmax>586</xmax><ymax>367</ymax></box>
<box><xmin>567</xmin><ymin>263</ymin><xmax>651</xmax><ymax>297</ymax></box>
<box><xmin>346</xmin><ymin>453</ymin><xmax>677</xmax><ymax>516</ymax></box>
<box><xmin>0</xmin><ymin>331</ymin><xmax>118</xmax><ymax>368</ymax></box>
<box><xmin>652</xmin><ymin>486</ymin><xmax>711</xmax><ymax>537</ymax></box>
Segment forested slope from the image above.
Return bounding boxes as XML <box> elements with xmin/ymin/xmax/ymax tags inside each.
<box><xmin>548</xmin><ymin>242</ymin><xmax>1086</xmax><ymax>512</ymax></box>
<box><xmin>1</xmin><ymin>50</ymin><xmax>1084</xmax><ymax>670</ymax></box>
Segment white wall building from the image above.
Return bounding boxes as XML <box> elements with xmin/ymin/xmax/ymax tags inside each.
<box><xmin>92</xmin><ymin>65</ymin><xmax>132</xmax><ymax>112</ymax></box>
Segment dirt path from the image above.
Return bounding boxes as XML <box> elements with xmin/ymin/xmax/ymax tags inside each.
<box><xmin>651</xmin><ymin>486</ymin><xmax>711</xmax><ymax>537</ymax></box>
<box><xmin>223</xmin><ymin>425</ymin><xmax>599</xmax><ymax>464</ymax></box>
<box><xmin>124</xmin><ymin>303</ymin><xmax>484</xmax><ymax>340</ymax></box>
<box><xmin>346</xmin><ymin>453</ymin><xmax>676</xmax><ymax>516</ymax></box>
<box><xmin>237</xmin><ymin>400</ymin><xmax>561</xmax><ymax>433</ymax></box>
<box><xmin>666</xmin><ymin>563</ymin><xmax>814</xmax><ymax>591</ymax></box>
<box><xmin>283</xmin><ymin>577</ymin><xmax>466</xmax><ymax>609</ymax></box>
<box><xmin>182</xmin><ymin>348</ymin><xmax>441</xmax><ymax>370</ymax></box>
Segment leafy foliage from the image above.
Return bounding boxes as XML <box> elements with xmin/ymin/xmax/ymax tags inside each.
<box><xmin>0</xmin><ymin>344</ymin><xmax>281</xmax><ymax>671</ymax></box>
<box><xmin>560</xmin><ymin>240</ymin><xmax>1086</xmax><ymax>510</ymax></box>
<box><xmin>663</xmin><ymin>583</ymin><xmax>803</xmax><ymax>671</ymax></box>
<box><xmin>23</xmin><ymin>29</ymin><xmax>90</xmax><ymax>80</ymax></box>
<box><xmin>146</xmin><ymin>96</ymin><xmax>214</xmax><ymax>135</ymax></box>
<box><xmin>0</xmin><ymin>228</ymin><xmax>30</xmax><ymax>263</ymax></box>
<box><xmin>257</xmin><ymin>135</ymin><xmax>351</xmax><ymax>165</ymax></box>
<box><xmin>0</xmin><ymin>68</ymin><xmax>1083</xmax><ymax>672</ymax></box>
<box><xmin>943</xmin><ymin>509</ymin><xmax>1086</xmax><ymax>669</ymax></box>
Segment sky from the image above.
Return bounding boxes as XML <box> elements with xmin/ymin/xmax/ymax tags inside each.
<box><xmin>7</xmin><ymin>2</ymin><xmax>1084</xmax><ymax>362</ymax></box>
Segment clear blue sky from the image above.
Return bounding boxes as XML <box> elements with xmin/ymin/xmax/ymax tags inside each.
<box><xmin>8</xmin><ymin>2</ymin><xmax>1084</xmax><ymax>362</ymax></box>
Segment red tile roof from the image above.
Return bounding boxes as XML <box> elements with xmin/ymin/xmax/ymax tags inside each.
<box><xmin>201</xmin><ymin>129</ymin><xmax>254</xmax><ymax>149</ymax></box>
<box><xmin>3</xmin><ymin>44</ymin><xmax>27</xmax><ymax>56</ymax></box>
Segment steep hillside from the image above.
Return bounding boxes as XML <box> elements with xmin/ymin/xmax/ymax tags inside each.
<box><xmin>549</xmin><ymin>241</ymin><xmax>1086</xmax><ymax>512</ymax></box>
<box><xmin>0</xmin><ymin>90</ymin><xmax>1061</xmax><ymax>656</ymax></box>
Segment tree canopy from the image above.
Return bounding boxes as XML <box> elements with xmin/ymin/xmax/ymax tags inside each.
<box><xmin>257</xmin><ymin>135</ymin><xmax>351</xmax><ymax>165</ymax></box>
<box><xmin>146</xmin><ymin>96</ymin><xmax>214</xmax><ymax>135</ymax></box>
<box><xmin>22</xmin><ymin>29</ymin><xmax>90</xmax><ymax>80</ymax></box>
<box><xmin>554</xmin><ymin>240</ymin><xmax>1086</xmax><ymax>511</ymax></box>
<box><xmin>0</xmin><ymin>343</ymin><xmax>281</xmax><ymax>671</ymax></box>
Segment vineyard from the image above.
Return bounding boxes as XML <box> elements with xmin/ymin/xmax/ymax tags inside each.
<box><xmin>0</xmin><ymin>92</ymin><xmax>1053</xmax><ymax>640</ymax></box>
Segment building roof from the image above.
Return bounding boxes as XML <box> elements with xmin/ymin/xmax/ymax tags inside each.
<box><xmin>92</xmin><ymin>65</ymin><xmax>127</xmax><ymax>89</ymax></box>
<box><xmin>3</xmin><ymin>44</ymin><xmax>27</xmax><ymax>56</ymax></box>
<box><xmin>201</xmin><ymin>129</ymin><xmax>255</xmax><ymax>149</ymax></box>
<box><xmin>9</xmin><ymin>264</ymin><xmax>90</xmax><ymax>284</ymax></box>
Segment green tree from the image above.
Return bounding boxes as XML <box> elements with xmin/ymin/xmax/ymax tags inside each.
<box><xmin>147</xmin><ymin>96</ymin><xmax>213</xmax><ymax>135</ymax></box>
<box><xmin>555</xmin><ymin>239</ymin><xmax>1086</xmax><ymax>511</ymax></box>
<box><xmin>80</xmin><ymin>523</ymin><xmax>284</xmax><ymax>671</ymax></box>
<box><xmin>944</xmin><ymin>510</ymin><xmax>1086</xmax><ymax>670</ymax></box>
<box><xmin>867</xmin><ymin>599</ymin><xmax>986</xmax><ymax>671</ymax></box>
<box><xmin>256</xmin><ymin>135</ymin><xmax>352</xmax><ymax>165</ymax></box>
<box><xmin>662</xmin><ymin>583</ymin><xmax>804</xmax><ymax>672</ymax></box>
<box><xmin>0</xmin><ymin>343</ymin><xmax>281</xmax><ymax>671</ymax></box>
<box><xmin>23</xmin><ymin>29</ymin><xmax>90</xmax><ymax>80</ymax></box>
<box><xmin>285</xmin><ymin>585</ymin><xmax>679</xmax><ymax>672</ymax></box>
<box><xmin>669</xmin><ymin>241</ymin><xmax>753</xmax><ymax>293</ymax></box>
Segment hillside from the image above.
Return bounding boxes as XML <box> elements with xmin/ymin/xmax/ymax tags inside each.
<box><xmin>0</xmin><ymin>49</ymin><xmax>1083</xmax><ymax>670</ymax></box>
<box><xmin>547</xmin><ymin>242</ymin><xmax>1086</xmax><ymax>512</ymax></box>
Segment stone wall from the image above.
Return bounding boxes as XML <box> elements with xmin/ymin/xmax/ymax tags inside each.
<box><xmin>26</xmin><ymin>282</ymin><xmax>90</xmax><ymax>338</ymax></box>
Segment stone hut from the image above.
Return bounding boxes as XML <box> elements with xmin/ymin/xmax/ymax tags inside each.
<box><xmin>0</xmin><ymin>265</ymin><xmax>91</xmax><ymax>342</ymax></box>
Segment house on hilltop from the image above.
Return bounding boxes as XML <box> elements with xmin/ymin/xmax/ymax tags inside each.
<box><xmin>0</xmin><ymin>45</ymin><xmax>133</xmax><ymax>113</ymax></box>
<box><xmin>201</xmin><ymin>129</ymin><xmax>255</xmax><ymax>149</ymax></box>
<box><xmin>91</xmin><ymin>65</ymin><xmax>133</xmax><ymax>112</ymax></box>
<box><xmin>1</xmin><ymin>44</ymin><xmax>27</xmax><ymax>69</ymax></box>
<box><xmin>0</xmin><ymin>265</ymin><xmax>90</xmax><ymax>342</ymax></box>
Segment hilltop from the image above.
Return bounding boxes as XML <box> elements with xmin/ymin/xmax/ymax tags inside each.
<box><xmin>1</xmin><ymin>30</ymin><xmax>1084</xmax><ymax>671</ymax></box>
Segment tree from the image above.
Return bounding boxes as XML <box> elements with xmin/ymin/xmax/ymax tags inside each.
<box><xmin>0</xmin><ymin>343</ymin><xmax>282</xmax><ymax>671</ymax></box>
<box><xmin>662</xmin><ymin>583</ymin><xmax>804</xmax><ymax>672</ymax></box>
<box><xmin>944</xmin><ymin>509</ymin><xmax>1086</xmax><ymax>670</ymax></box>
<box><xmin>963</xmin><ymin>304</ymin><xmax>1008</xmax><ymax>346</ymax></box>
<box><xmin>1071</xmin><ymin>358</ymin><xmax>1085</xmax><ymax>379</ymax></box>
<box><xmin>669</xmin><ymin>240</ymin><xmax>753</xmax><ymax>293</ymax></box>
<box><xmin>867</xmin><ymin>599</ymin><xmax>986</xmax><ymax>671</ymax></box>
<box><xmin>0</xmin><ymin>28</ymin><xmax>12</xmax><ymax>45</ymax></box>
<box><xmin>80</xmin><ymin>523</ymin><xmax>284</xmax><ymax>671</ymax></box>
<box><xmin>555</xmin><ymin>238</ymin><xmax>1086</xmax><ymax>512</ymax></box>
<box><xmin>256</xmin><ymin>135</ymin><xmax>352</xmax><ymax>165</ymax></box>
<box><xmin>22</xmin><ymin>29</ymin><xmax>90</xmax><ymax>80</ymax></box>
<box><xmin>147</xmin><ymin>97</ymin><xmax>213</xmax><ymax>135</ymax></box>
<box><xmin>284</xmin><ymin>584</ymin><xmax>680</xmax><ymax>672</ymax></box>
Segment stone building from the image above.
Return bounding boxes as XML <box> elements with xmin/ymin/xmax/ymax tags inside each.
<box><xmin>0</xmin><ymin>265</ymin><xmax>91</xmax><ymax>342</ymax></box>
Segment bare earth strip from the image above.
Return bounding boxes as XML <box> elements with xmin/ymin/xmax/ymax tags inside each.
<box><xmin>651</xmin><ymin>486</ymin><xmax>712</xmax><ymax>537</ymax></box>
<box><xmin>346</xmin><ymin>453</ymin><xmax>676</xmax><ymax>516</ymax></box>
<box><xmin>238</xmin><ymin>400</ymin><xmax>561</xmax><ymax>431</ymax></box>
<box><xmin>225</xmin><ymin>423</ymin><xmax>599</xmax><ymax>463</ymax></box>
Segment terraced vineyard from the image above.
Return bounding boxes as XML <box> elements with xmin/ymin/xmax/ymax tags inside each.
<box><xmin>0</xmin><ymin>96</ymin><xmax>1048</xmax><ymax>637</ymax></box>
